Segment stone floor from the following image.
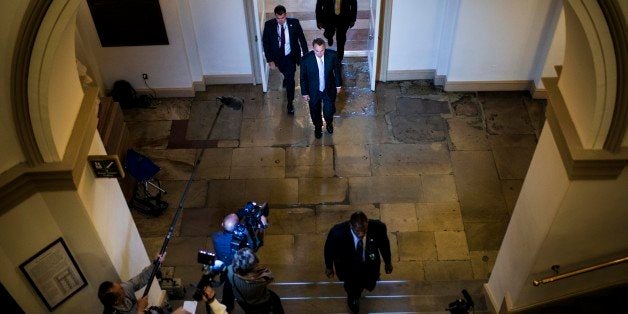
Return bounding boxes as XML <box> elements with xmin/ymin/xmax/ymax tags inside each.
<box><xmin>123</xmin><ymin>57</ymin><xmax>545</xmax><ymax>313</ymax></box>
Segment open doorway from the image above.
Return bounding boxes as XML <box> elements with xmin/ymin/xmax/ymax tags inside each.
<box><xmin>247</xmin><ymin>0</ymin><xmax>383</xmax><ymax>92</ymax></box>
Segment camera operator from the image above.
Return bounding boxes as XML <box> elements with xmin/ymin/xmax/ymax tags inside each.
<box><xmin>98</xmin><ymin>254</ymin><xmax>166</xmax><ymax>314</ymax></box>
<box><xmin>227</xmin><ymin>248</ymin><xmax>284</xmax><ymax>314</ymax></box>
<box><xmin>211</xmin><ymin>213</ymin><xmax>240</xmax><ymax>312</ymax></box>
<box><xmin>172</xmin><ymin>286</ymin><xmax>227</xmax><ymax>314</ymax></box>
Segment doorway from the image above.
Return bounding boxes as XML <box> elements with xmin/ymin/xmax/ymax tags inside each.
<box><xmin>247</xmin><ymin>0</ymin><xmax>383</xmax><ymax>92</ymax></box>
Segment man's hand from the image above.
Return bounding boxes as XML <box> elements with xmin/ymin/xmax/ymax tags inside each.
<box><xmin>317</xmin><ymin>22</ymin><xmax>323</xmax><ymax>29</ymax></box>
<box><xmin>157</xmin><ymin>253</ymin><xmax>166</xmax><ymax>263</ymax></box>
<box><xmin>325</xmin><ymin>268</ymin><xmax>335</xmax><ymax>278</ymax></box>
<box><xmin>136</xmin><ymin>296</ymin><xmax>148</xmax><ymax>314</ymax></box>
<box><xmin>385</xmin><ymin>263</ymin><xmax>393</xmax><ymax>274</ymax></box>
<box><xmin>268</xmin><ymin>61</ymin><xmax>276</xmax><ymax>69</ymax></box>
<box><xmin>303</xmin><ymin>95</ymin><xmax>310</xmax><ymax>102</ymax></box>
<box><xmin>336</xmin><ymin>87</ymin><xmax>341</xmax><ymax>93</ymax></box>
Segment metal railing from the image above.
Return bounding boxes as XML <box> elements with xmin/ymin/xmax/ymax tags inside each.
<box><xmin>533</xmin><ymin>256</ymin><xmax>628</xmax><ymax>286</ymax></box>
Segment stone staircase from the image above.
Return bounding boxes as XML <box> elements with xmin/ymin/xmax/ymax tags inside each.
<box><xmin>268</xmin><ymin>279</ymin><xmax>489</xmax><ymax>313</ymax></box>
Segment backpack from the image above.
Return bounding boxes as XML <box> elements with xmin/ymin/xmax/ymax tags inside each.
<box><xmin>110</xmin><ymin>80</ymin><xmax>137</xmax><ymax>109</ymax></box>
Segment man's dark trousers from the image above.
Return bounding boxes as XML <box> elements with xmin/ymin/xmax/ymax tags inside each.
<box><xmin>276</xmin><ymin>53</ymin><xmax>297</xmax><ymax>104</ymax></box>
<box><xmin>309</xmin><ymin>90</ymin><xmax>335</xmax><ymax>130</ymax></box>
<box><xmin>324</xmin><ymin>18</ymin><xmax>351</xmax><ymax>61</ymax></box>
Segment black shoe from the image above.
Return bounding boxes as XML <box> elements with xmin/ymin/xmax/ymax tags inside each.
<box><xmin>347</xmin><ymin>298</ymin><xmax>359</xmax><ymax>313</ymax></box>
<box><xmin>326</xmin><ymin>123</ymin><xmax>333</xmax><ymax>134</ymax></box>
<box><xmin>328</xmin><ymin>37</ymin><xmax>334</xmax><ymax>46</ymax></box>
<box><xmin>315</xmin><ymin>129</ymin><xmax>322</xmax><ymax>139</ymax></box>
<box><xmin>287</xmin><ymin>104</ymin><xmax>294</xmax><ymax>115</ymax></box>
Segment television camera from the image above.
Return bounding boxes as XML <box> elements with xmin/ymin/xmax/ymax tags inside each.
<box><xmin>230</xmin><ymin>201</ymin><xmax>270</xmax><ymax>252</ymax></box>
<box><xmin>192</xmin><ymin>250</ymin><xmax>226</xmax><ymax>301</ymax></box>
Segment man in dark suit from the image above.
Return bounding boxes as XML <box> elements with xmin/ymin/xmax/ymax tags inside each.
<box><xmin>324</xmin><ymin>211</ymin><xmax>393</xmax><ymax>313</ymax></box>
<box><xmin>316</xmin><ymin>0</ymin><xmax>358</xmax><ymax>61</ymax></box>
<box><xmin>262</xmin><ymin>5</ymin><xmax>308</xmax><ymax>115</ymax></box>
<box><xmin>300</xmin><ymin>38</ymin><xmax>342</xmax><ymax>139</ymax></box>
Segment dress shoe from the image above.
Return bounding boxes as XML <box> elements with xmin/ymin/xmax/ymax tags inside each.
<box><xmin>287</xmin><ymin>104</ymin><xmax>294</xmax><ymax>115</ymax></box>
<box><xmin>326</xmin><ymin>123</ymin><xmax>333</xmax><ymax>134</ymax></box>
<box><xmin>315</xmin><ymin>129</ymin><xmax>323</xmax><ymax>139</ymax></box>
<box><xmin>347</xmin><ymin>297</ymin><xmax>359</xmax><ymax>313</ymax></box>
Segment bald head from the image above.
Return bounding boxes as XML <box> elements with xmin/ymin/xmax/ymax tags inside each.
<box><xmin>222</xmin><ymin>213</ymin><xmax>239</xmax><ymax>232</ymax></box>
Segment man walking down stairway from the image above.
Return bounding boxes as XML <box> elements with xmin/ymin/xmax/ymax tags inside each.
<box><xmin>324</xmin><ymin>211</ymin><xmax>393</xmax><ymax>313</ymax></box>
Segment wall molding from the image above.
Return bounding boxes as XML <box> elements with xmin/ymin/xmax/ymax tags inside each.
<box><xmin>0</xmin><ymin>87</ymin><xmax>99</xmax><ymax>214</ymax></box>
<box><xmin>444</xmin><ymin>80</ymin><xmax>532</xmax><ymax>92</ymax></box>
<box><xmin>530</xmin><ymin>83</ymin><xmax>549</xmax><ymax>99</ymax></box>
<box><xmin>192</xmin><ymin>81</ymin><xmax>206</xmax><ymax>92</ymax></box>
<box><xmin>544</xmin><ymin>77</ymin><xmax>628</xmax><ymax>179</ymax></box>
<box><xmin>599</xmin><ymin>0</ymin><xmax>628</xmax><ymax>152</ymax></box>
<box><xmin>203</xmin><ymin>74</ymin><xmax>254</xmax><ymax>85</ymax></box>
<box><xmin>10</xmin><ymin>0</ymin><xmax>53</xmax><ymax>166</ymax></box>
<box><xmin>386</xmin><ymin>69</ymin><xmax>435</xmax><ymax>81</ymax></box>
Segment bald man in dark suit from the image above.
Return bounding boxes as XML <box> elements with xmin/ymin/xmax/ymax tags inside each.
<box><xmin>324</xmin><ymin>211</ymin><xmax>393</xmax><ymax>313</ymax></box>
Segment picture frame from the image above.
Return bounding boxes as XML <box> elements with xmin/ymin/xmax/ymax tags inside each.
<box><xmin>19</xmin><ymin>238</ymin><xmax>87</xmax><ymax>311</ymax></box>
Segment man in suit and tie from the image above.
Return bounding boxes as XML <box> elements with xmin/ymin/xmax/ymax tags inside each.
<box><xmin>262</xmin><ymin>5</ymin><xmax>308</xmax><ymax>115</ymax></box>
<box><xmin>316</xmin><ymin>0</ymin><xmax>358</xmax><ymax>61</ymax></box>
<box><xmin>324</xmin><ymin>211</ymin><xmax>393</xmax><ymax>313</ymax></box>
<box><xmin>300</xmin><ymin>38</ymin><xmax>342</xmax><ymax>139</ymax></box>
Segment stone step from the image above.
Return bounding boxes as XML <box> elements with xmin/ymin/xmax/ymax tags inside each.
<box><xmin>266</xmin><ymin>279</ymin><xmax>488</xmax><ymax>312</ymax></box>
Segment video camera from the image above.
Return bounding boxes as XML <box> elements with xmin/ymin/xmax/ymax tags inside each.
<box><xmin>192</xmin><ymin>250</ymin><xmax>225</xmax><ymax>301</ymax></box>
<box><xmin>446</xmin><ymin>289</ymin><xmax>474</xmax><ymax>314</ymax></box>
<box><xmin>230</xmin><ymin>201</ymin><xmax>270</xmax><ymax>252</ymax></box>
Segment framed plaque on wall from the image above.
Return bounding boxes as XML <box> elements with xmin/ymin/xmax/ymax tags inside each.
<box><xmin>19</xmin><ymin>238</ymin><xmax>87</xmax><ymax>311</ymax></box>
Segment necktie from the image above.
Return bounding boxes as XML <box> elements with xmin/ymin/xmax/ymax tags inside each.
<box><xmin>318</xmin><ymin>57</ymin><xmax>325</xmax><ymax>91</ymax></box>
<box><xmin>335</xmin><ymin>0</ymin><xmax>342</xmax><ymax>15</ymax></box>
<box><xmin>280</xmin><ymin>24</ymin><xmax>285</xmax><ymax>51</ymax></box>
<box><xmin>356</xmin><ymin>238</ymin><xmax>363</xmax><ymax>262</ymax></box>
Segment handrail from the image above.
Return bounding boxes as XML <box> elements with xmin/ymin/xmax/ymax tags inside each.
<box><xmin>533</xmin><ymin>256</ymin><xmax>628</xmax><ymax>286</ymax></box>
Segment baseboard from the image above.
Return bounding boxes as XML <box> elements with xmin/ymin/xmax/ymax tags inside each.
<box><xmin>203</xmin><ymin>74</ymin><xmax>253</xmax><ymax>85</ymax></box>
<box><xmin>193</xmin><ymin>81</ymin><xmax>206</xmax><ymax>92</ymax></box>
<box><xmin>135</xmin><ymin>88</ymin><xmax>195</xmax><ymax>98</ymax></box>
<box><xmin>386</xmin><ymin>69</ymin><xmax>436</xmax><ymax>81</ymax></box>
<box><xmin>434</xmin><ymin>74</ymin><xmax>447</xmax><ymax>86</ymax></box>
<box><xmin>444</xmin><ymin>80</ymin><xmax>532</xmax><ymax>92</ymax></box>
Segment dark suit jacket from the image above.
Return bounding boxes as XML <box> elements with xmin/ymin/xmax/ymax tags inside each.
<box><xmin>324</xmin><ymin>220</ymin><xmax>392</xmax><ymax>288</ymax></box>
<box><xmin>300</xmin><ymin>49</ymin><xmax>342</xmax><ymax>105</ymax></box>
<box><xmin>316</xmin><ymin>0</ymin><xmax>358</xmax><ymax>26</ymax></box>
<box><xmin>262</xmin><ymin>18</ymin><xmax>308</xmax><ymax>65</ymax></box>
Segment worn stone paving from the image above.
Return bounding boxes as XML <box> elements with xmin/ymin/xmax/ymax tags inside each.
<box><xmin>124</xmin><ymin>57</ymin><xmax>545</xmax><ymax>313</ymax></box>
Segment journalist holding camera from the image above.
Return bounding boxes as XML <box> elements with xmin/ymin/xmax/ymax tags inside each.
<box><xmin>210</xmin><ymin>202</ymin><xmax>269</xmax><ymax>312</ymax></box>
<box><xmin>227</xmin><ymin>248</ymin><xmax>284</xmax><ymax>313</ymax></box>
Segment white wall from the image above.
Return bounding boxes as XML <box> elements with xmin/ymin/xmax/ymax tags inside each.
<box><xmin>0</xmin><ymin>193</ymin><xmax>117</xmax><ymax>313</ymax></box>
<box><xmin>538</xmin><ymin>9</ymin><xmax>566</xmax><ymax>87</ymax></box>
<box><xmin>47</xmin><ymin>20</ymin><xmax>84</xmax><ymax>159</ymax></box>
<box><xmin>0</xmin><ymin>0</ymin><xmax>28</xmax><ymax>172</ymax></box>
<box><xmin>190</xmin><ymin>0</ymin><xmax>252</xmax><ymax>76</ymax></box>
<box><xmin>76</xmin><ymin>0</ymin><xmax>193</xmax><ymax>90</ymax></box>
<box><xmin>488</xmin><ymin>123</ymin><xmax>628</xmax><ymax>310</ymax></box>
<box><xmin>448</xmin><ymin>0</ymin><xmax>556</xmax><ymax>81</ymax></box>
<box><xmin>388</xmin><ymin>0</ymin><xmax>444</xmax><ymax>71</ymax></box>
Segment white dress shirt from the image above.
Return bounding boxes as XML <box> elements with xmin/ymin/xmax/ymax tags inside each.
<box><xmin>317</xmin><ymin>55</ymin><xmax>325</xmax><ymax>91</ymax></box>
